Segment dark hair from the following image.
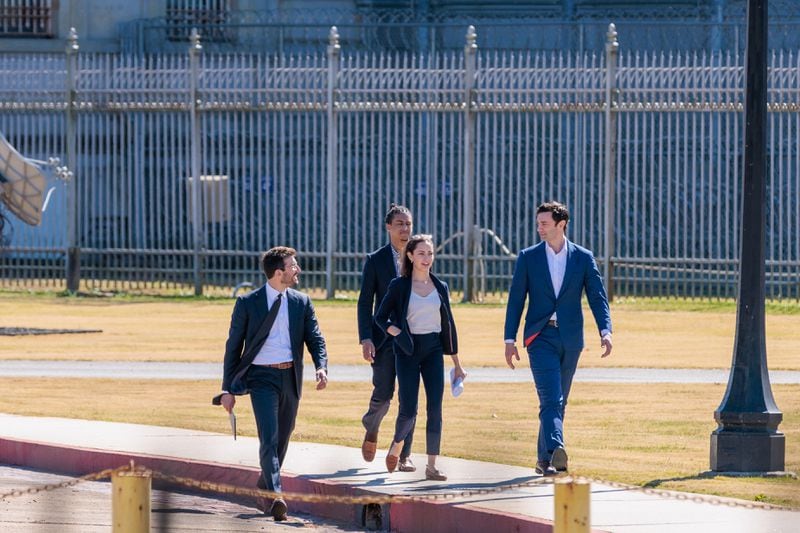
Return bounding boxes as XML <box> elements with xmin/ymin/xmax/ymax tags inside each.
<box><xmin>260</xmin><ymin>246</ymin><xmax>297</xmax><ymax>278</ymax></box>
<box><xmin>401</xmin><ymin>234</ymin><xmax>434</xmax><ymax>278</ymax></box>
<box><xmin>537</xmin><ymin>201</ymin><xmax>570</xmax><ymax>226</ymax></box>
<box><xmin>384</xmin><ymin>203</ymin><xmax>412</xmax><ymax>225</ymax></box>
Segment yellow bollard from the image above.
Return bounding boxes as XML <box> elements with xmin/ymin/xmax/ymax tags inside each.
<box><xmin>112</xmin><ymin>466</ymin><xmax>151</xmax><ymax>533</ymax></box>
<box><xmin>554</xmin><ymin>477</ymin><xmax>590</xmax><ymax>533</ymax></box>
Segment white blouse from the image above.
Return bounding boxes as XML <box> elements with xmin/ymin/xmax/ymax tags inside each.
<box><xmin>407</xmin><ymin>289</ymin><xmax>442</xmax><ymax>335</ymax></box>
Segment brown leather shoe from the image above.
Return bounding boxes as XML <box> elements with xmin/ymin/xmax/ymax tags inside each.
<box><xmin>385</xmin><ymin>440</ymin><xmax>403</xmax><ymax>473</ymax></box>
<box><xmin>398</xmin><ymin>457</ymin><xmax>416</xmax><ymax>472</ymax></box>
<box><xmin>270</xmin><ymin>498</ymin><xmax>288</xmax><ymax>521</ymax></box>
<box><xmin>425</xmin><ymin>465</ymin><xmax>447</xmax><ymax>481</ymax></box>
<box><xmin>362</xmin><ymin>432</ymin><xmax>378</xmax><ymax>462</ymax></box>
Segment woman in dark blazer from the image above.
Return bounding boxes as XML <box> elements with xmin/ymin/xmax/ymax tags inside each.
<box><xmin>374</xmin><ymin>234</ymin><xmax>466</xmax><ymax>480</ymax></box>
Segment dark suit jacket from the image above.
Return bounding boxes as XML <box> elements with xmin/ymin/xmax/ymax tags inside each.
<box><xmin>374</xmin><ymin>273</ymin><xmax>458</xmax><ymax>356</ymax></box>
<box><xmin>357</xmin><ymin>243</ymin><xmax>398</xmax><ymax>347</ymax></box>
<box><xmin>221</xmin><ymin>284</ymin><xmax>327</xmax><ymax>399</ymax></box>
<box><xmin>504</xmin><ymin>240</ymin><xmax>611</xmax><ymax>352</ymax></box>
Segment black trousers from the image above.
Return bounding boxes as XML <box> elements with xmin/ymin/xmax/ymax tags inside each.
<box><xmin>393</xmin><ymin>333</ymin><xmax>445</xmax><ymax>456</ymax></box>
<box><xmin>247</xmin><ymin>365</ymin><xmax>299</xmax><ymax>493</ymax></box>
<box><xmin>361</xmin><ymin>341</ymin><xmax>415</xmax><ymax>458</ymax></box>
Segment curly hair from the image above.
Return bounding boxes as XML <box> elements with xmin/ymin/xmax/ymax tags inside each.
<box><xmin>536</xmin><ymin>201</ymin><xmax>570</xmax><ymax>226</ymax></box>
<box><xmin>384</xmin><ymin>203</ymin><xmax>412</xmax><ymax>225</ymax></box>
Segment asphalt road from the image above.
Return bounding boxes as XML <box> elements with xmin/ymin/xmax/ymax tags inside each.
<box><xmin>0</xmin><ymin>466</ymin><xmax>361</xmax><ymax>532</ymax></box>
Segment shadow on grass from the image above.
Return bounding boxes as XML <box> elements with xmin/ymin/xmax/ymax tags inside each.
<box><xmin>644</xmin><ymin>471</ymin><xmax>720</xmax><ymax>488</ymax></box>
<box><xmin>645</xmin><ymin>470</ymin><xmax>798</xmax><ymax>488</ymax></box>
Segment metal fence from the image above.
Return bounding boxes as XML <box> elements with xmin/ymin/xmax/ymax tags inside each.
<box><xmin>1</xmin><ymin>25</ymin><xmax>799</xmax><ymax>300</ymax></box>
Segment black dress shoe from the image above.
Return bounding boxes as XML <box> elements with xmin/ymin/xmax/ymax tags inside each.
<box><xmin>551</xmin><ymin>446</ymin><xmax>568</xmax><ymax>472</ymax></box>
<box><xmin>535</xmin><ymin>461</ymin><xmax>558</xmax><ymax>477</ymax></box>
<box><xmin>270</xmin><ymin>498</ymin><xmax>288</xmax><ymax>521</ymax></box>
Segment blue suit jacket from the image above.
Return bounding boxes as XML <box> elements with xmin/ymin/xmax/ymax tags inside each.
<box><xmin>504</xmin><ymin>240</ymin><xmax>611</xmax><ymax>353</ymax></box>
<box><xmin>221</xmin><ymin>284</ymin><xmax>327</xmax><ymax>399</ymax></box>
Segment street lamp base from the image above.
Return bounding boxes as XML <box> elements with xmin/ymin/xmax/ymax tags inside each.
<box><xmin>710</xmin><ymin>430</ymin><xmax>785</xmax><ymax>472</ymax></box>
<box><xmin>700</xmin><ymin>470</ymin><xmax>797</xmax><ymax>479</ymax></box>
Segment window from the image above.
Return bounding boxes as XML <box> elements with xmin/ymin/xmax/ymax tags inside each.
<box><xmin>0</xmin><ymin>0</ymin><xmax>55</xmax><ymax>38</ymax></box>
<box><xmin>166</xmin><ymin>0</ymin><xmax>233</xmax><ymax>42</ymax></box>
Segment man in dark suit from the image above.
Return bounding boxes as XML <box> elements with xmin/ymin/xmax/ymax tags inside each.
<box><xmin>357</xmin><ymin>204</ymin><xmax>416</xmax><ymax>471</ymax></box>
<box><xmin>216</xmin><ymin>246</ymin><xmax>328</xmax><ymax>521</ymax></box>
<box><xmin>504</xmin><ymin>201</ymin><xmax>612</xmax><ymax>477</ymax></box>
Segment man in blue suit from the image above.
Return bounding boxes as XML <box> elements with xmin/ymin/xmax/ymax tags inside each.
<box><xmin>504</xmin><ymin>201</ymin><xmax>612</xmax><ymax>476</ymax></box>
<box><xmin>215</xmin><ymin>246</ymin><xmax>328</xmax><ymax>521</ymax></box>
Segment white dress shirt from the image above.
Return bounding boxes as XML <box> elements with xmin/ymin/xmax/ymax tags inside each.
<box><xmin>545</xmin><ymin>239</ymin><xmax>569</xmax><ymax>322</ymax></box>
<box><xmin>252</xmin><ymin>283</ymin><xmax>293</xmax><ymax>365</ymax></box>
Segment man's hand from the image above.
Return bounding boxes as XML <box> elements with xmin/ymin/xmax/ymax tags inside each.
<box><xmin>600</xmin><ymin>334</ymin><xmax>613</xmax><ymax>358</ymax></box>
<box><xmin>315</xmin><ymin>368</ymin><xmax>328</xmax><ymax>390</ymax></box>
<box><xmin>505</xmin><ymin>343</ymin><xmax>520</xmax><ymax>369</ymax></box>
<box><xmin>361</xmin><ymin>340</ymin><xmax>376</xmax><ymax>363</ymax></box>
<box><xmin>220</xmin><ymin>393</ymin><xmax>236</xmax><ymax>413</ymax></box>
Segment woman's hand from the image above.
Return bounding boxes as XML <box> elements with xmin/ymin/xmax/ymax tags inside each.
<box><xmin>387</xmin><ymin>325</ymin><xmax>402</xmax><ymax>337</ymax></box>
<box><xmin>452</xmin><ymin>365</ymin><xmax>467</xmax><ymax>383</ymax></box>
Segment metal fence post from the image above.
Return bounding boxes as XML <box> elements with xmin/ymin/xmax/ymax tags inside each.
<box><xmin>462</xmin><ymin>26</ymin><xmax>477</xmax><ymax>302</ymax></box>
<box><xmin>189</xmin><ymin>28</ymin><xmax>204</xmax><ymax>296</ymax></box>
<box><xmin>65</xmin><ymin>28</ymin><xmax>80</xmax><ymax>292</ymax></box>
<box><xmin>326</xmin><ymin>26</ymin><xmax>341</xmax><ymax>299</ymax></box>
<box><xmin>603</xmin><ymin>23</ymin><xmax>619</xmax><ymax>301</ymax></box>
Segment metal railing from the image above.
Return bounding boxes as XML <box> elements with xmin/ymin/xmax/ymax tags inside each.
<box><xmin>1</xmin><ymin>24</ymin><xmax>799</xmax><ymax>300</ymax></box>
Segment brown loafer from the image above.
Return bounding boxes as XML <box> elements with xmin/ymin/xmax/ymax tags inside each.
<box><xmin>270</xmin><ymin>498</ymin><xmax>288</xmax><ymax>521</ymax></box>
<box><xmin>398</xmin><ymin>457</ymin><xmax>416</xmax><ymax>472</ymax></box>
<box><xmin>425</xmin><ymin>466</ymin><xmax>447</xmax><ymax>481</ymax></box>
<box><xmin>385</xmin><ymin>440</ymin><xmax>403</xmax><ymax>473</ymax></box>
<box><xmin>362</xmin><ymin>433</ymin><xmax>378</xmax><ymax>462</ymax></box>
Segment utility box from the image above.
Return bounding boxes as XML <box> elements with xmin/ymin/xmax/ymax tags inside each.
<box><xmin>186</xmin><ymin>175</ymin><xmax>230</xmax><ymax>224</ymax></box>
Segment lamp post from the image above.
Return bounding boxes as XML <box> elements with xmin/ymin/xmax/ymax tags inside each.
<box><xmin>709</xmin><ymin>0</ymin><xmax>784</xmax><ymax>473</ymax></box>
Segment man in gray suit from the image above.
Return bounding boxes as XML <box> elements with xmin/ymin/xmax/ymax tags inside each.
<box><xmin>215</xmin><ymin>246</ymin><xmax>328</xmax><ymax>521</ymax></box>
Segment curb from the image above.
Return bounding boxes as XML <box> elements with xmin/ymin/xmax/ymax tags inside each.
<box><xmin>0</xmin><ymin>436</ymin><xmax>565</xmax><ymax>532</ymax></box>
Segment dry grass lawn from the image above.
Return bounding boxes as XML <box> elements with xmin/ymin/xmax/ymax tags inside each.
<box><xmin>0</xmin><ymin>378</ymin><xmax>797</xmax><ymax>508</ymax></box>
<box><xmin>1</xmin><ymin>293</ymin><xmax>799</xmax><ymax>369</ymax></box>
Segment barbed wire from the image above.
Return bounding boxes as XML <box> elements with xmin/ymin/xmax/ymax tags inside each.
<box><xmin>1</xmin><ymin>463</ymin><xmax>797</xmax><ymax>513</ymax></box>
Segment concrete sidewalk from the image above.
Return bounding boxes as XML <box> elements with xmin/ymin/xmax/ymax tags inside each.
<box><xmin>3</xmin><ymin>360</ymin><xmax>800</xmax><ymax>383</ymax></box>
<box><xmin>0</xmin><ymin>413</ymin><xmax>795</xmax><ymax>532</ymax></box>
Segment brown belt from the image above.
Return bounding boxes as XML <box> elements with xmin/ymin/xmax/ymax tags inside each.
<box><xmin>546</xmin><ymin>319</ymin><xmax>559</xmax><ymax>328</ymax></box>
<box><xmin>258</xmin><ymin>361</ymin><xmax>293</xmax><ymax>369</ymax></box>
